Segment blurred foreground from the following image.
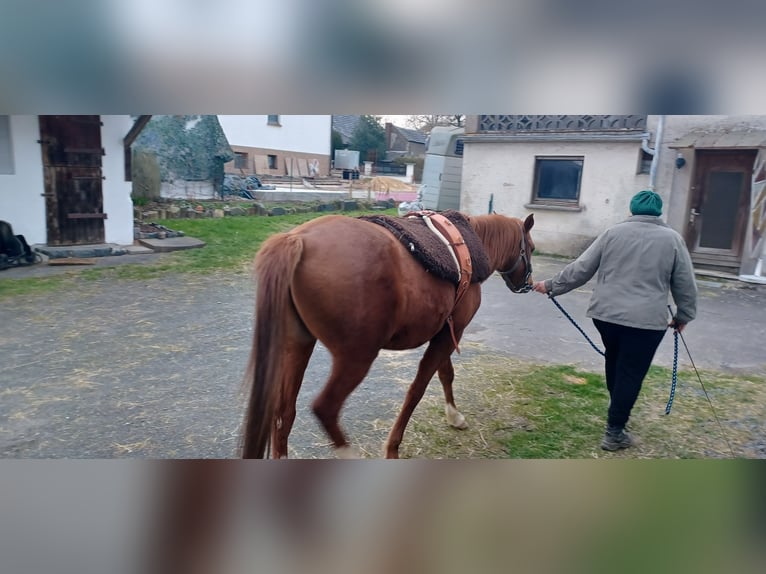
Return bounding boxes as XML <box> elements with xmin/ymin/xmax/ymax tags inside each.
<box><xmin>1</xmin><ymin>461</ymin><xmax>765</xmax><ymax>574</ymax></box>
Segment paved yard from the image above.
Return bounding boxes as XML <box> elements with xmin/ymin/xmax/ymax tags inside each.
<box><xmin>1</xmin><ymin>256</ymin><xmax>765</xmax><ymax>458</ymax></box>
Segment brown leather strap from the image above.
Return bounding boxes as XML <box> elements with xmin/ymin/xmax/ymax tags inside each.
<box><xmin>406</xmin><ymin>211</ymin><xmax>472</xmax><ymax>353</ymax></box>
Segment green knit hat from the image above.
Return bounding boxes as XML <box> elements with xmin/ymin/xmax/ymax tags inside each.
<box><xmin>630</xmin><ymin>190</ymin><xmax>663</xmax><ymax>216</ymax></box>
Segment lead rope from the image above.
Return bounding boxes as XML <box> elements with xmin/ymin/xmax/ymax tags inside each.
<box><xmin>664</xmin><ymin>327</ymin><xmax>679</xmax><ymax>415</ymax></box>
<box><xmin>547</xmin><ymin>294</ymin><xmax>605</xmax><ymax>357</ymax></box>
<box><xmin>666</xmin><ymin>306</ymin><xmax>736</xmax><ymax>458</ymax></box>
<box><xmin>549</xmin><ymin>295</ymin><xmax>735</xmax><ymax>457</ymax></box>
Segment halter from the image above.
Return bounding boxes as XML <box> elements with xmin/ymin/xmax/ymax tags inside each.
<box><xmin>497</xmin><ymin>222</ymin><xmax>533</xmax><ymax>293</ymax></box>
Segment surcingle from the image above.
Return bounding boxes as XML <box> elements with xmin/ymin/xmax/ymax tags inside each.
<box><xmin>359</xmin><ymin>210</ymin><xmax>491</xmax><ymax>285</ymax></box>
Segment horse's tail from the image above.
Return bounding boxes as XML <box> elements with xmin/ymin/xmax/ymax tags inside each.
<box><xmin>241</xmin><ymin>232</ymin><xmax>304</xmax><ymax>458</ymax></box>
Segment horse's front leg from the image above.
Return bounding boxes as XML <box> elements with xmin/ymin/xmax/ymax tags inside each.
<box><xmin>385</xmin><ymin>331</ymin><xmax>454</xmax><ymax>459</ymax></box>
<box><xmin>438</xmin><ymin>358</ymin><xmax>469</xmax><ymax>430</ymax></box>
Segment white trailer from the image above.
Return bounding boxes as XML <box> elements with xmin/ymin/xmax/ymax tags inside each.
<box><xmin>419</xmin><ymin>126</ymin><xmax>464</xmax><ymax>211</ymax></box>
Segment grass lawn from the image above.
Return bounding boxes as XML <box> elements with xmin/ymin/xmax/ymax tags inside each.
<box><xmin>0</xmin><ymin>209</ymin><xmax>396</xmax><ymax>297</ymax></box>
<box><xmin>400</xmin><ymin>349</ymin><xmax>766</xmax><ymax>459</ymax></box>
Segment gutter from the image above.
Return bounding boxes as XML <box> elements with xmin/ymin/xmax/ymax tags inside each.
<box><xmin>642</xmin><ymin>115</ymin><xmax>665</xmax><ymax>190</ymax></box>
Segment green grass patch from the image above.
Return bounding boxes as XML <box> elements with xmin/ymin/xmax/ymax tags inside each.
<box><xmin>0</xmin><ymin>275</ymin><xmax>81</xmax><ymax>298</ymax></box>
<box><xmin>0</xmin><ymin>209</ymin><xmax>396</xmax><ymax>296</ymax></box>
<box><xmin>400</xmin><ymin>353</ymin><xmax>766</xmax><ymax>459</ymax></box>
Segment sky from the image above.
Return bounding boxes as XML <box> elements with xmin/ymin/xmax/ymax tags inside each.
<box><xmin>379</xmin><ymin>115</ymin><xmax>411</xmax><ymax>126</ymax></box>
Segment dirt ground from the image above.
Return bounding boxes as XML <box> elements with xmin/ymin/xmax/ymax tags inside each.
<box><xmin>1</xmin><ymin>256</ymin><xmax>765</xmax><ymax>458</ymax></box>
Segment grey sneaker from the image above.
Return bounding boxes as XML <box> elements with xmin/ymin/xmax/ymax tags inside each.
<box><xmin>601</xmin><ymin>428</ymin><xmax>634</xmax><ymax>451</ymax></box>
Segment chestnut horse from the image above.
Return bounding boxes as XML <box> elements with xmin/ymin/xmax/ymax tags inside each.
<box><xmin>241</xmin><ymin>211</ymin><xmax>535</xmax><ymax>458</ymax></box>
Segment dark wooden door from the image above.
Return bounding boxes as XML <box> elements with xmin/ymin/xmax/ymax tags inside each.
<box><xmin>686</xmin><ymin>150</ymin><xmax>756</xmax><ymax>270</ymax></box>
<box><xmin>39</xmin><ymin>115</ymin><xmax>106</xmax><ymax>245</ymax></box>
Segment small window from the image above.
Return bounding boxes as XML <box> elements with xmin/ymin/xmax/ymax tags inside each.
<box><xmin>0</xmin><ymin>115</ymin><xmax>14</xmax><ymax>174</ymax></box>
<box><xmin>454</xmin><ymin>139</ymin><xmax>464</xmax><ymax>156</ymax></box>
<box><xmin>234</xmin><ymin>152</ymin><xmax>248</xmax><ymax>169</ymax></box>
<box><xmin>637</xmin><ymin>149</ymin><xmax>652</xmax><ymax>174</ymax></box>
<box><xmin>532</xmin><ymin>157</ymin><xmax>583</xmax><ymax>205</ymax></box>
<box><xmin>267</xmin><ymin>115</ymin><xmax>280</xmax><ymax>126</ymax></box>
<box><xmin>267</xmin><ymin>154</ymin><xmax>277</xmax><ymax>169</ymax></box>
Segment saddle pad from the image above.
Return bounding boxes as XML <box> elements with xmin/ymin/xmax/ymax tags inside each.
<box><xmin>358</xmin><ymin>210</ymin><xmax>491</xmax><ymax>285</ymax></box>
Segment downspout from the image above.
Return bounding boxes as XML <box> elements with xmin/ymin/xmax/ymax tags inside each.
<box><xmin>641</xmin><ymin>115</ymin><xmax>665</xmax><ymax>190</ymax></box>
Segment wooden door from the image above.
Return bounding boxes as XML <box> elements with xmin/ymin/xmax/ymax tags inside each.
<box><xmin>686</xmin><ymin>150</ymin><xmax>756</xmax><ymax>271</ymax></box>
<box><xmin>39</xmin><ymin>115</ymin><xmax>105</xmax><ymax>245</ymax></box>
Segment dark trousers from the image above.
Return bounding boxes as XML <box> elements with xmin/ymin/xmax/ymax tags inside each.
<box><xmin>593</xmin><ymin>319</ymin><xmax>666</xmax><ymax>430</ymax></box>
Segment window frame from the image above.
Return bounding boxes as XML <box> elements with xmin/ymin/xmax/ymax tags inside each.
<box><xmin>267</xmin><ymin>154</ymin><xmax>278</xmax><ymax>169</ymax></box>
<box><xmin>530</xmin><ymin>155</ymin><xmax>584</xmax><ymax>207</ymax></box>
<box><xmin>267</xmin><ymin>115</ymin><xmax>281</xmax><ymax>126</ymax></box>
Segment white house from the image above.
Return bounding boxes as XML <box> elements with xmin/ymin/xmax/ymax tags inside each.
<box><xmin>0</xmin><ymin>115</ymin><xmax>149</xmax><ymax>247</ymax></box>
<box><xmin>217</xmin><ymin>115</ymin><xmax>332</xmax><ymax>178</ymax></box>
<box><xmin>460</xmin><ymin>115</ymin><xmax>766</xmax><ymax>278</ymax></box>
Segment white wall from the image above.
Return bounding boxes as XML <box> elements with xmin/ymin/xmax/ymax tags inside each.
<box><xmin>101</xmin><ymin>115</ymin><xmax>135</xmax><ymax>245</ymax></box>
<box><xmin>160</xmin><ymin>180</ymin><xmax>215</xmax><ymax>200</ymax></box>
<box><xmin>0</xmin><ymin>115</ymin><xmax>47</xmax><ymax>244</ymax></box>
<box><xmin>462</xmin><ymin>115</ymin><xmax>766</xmax><ymax>258</ymax></box>
<box><xmin>0</xmin><ymin>115</ymin><xmax>134</xmax><ymax>246</ymax></box>
<box><xmin>461</xmin><ymin>140</ymin><xmax>650</xmax><ymax>256</ymax></box>
<box><xmin>217</xmin><ymin>115</ymin><xmax>331</xmax><ymax>155</ymax></box>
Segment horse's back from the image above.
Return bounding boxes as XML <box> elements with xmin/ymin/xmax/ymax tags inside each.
<box><xmin>283</xmin><ymin>215</ymin><xmax>458</xmax><ymax>351</ymax></box>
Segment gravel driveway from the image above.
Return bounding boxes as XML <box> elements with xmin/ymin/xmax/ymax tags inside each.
<box><xmin>2</xmin><ymin>256</ymin><xmax>765</xmax><ymax>458</ymax></box>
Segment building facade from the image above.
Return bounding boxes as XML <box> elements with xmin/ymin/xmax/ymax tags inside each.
<box><xmin>461</xmin><ymin>115</ymin><xmax>766</xmax><ymax>276</ymax></box>
<box><xmin>0</xmin><ymin>115</ymin><xmax>139</xmax><ymax>246</ymax></box>
<box><xmin>218</xmin><ymin>115</ymin><xmax>332</xmax><ymax>178</ymax></box>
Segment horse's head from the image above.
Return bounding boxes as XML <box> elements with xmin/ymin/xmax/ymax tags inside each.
<box><xmin>498</xmin><ymin>213</ymin><xmax>535</xmax><ymax>293</ymax></box>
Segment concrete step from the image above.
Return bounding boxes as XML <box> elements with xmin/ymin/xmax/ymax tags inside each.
<box><xmin>137</xmin><ymin>236</ymin><xmax>206</xmax><ymax>253</ymax></box>
<box><xmin>34</xmin><ymin>243</ymin><xmax>128</xmax><ymax>259</ymax></box>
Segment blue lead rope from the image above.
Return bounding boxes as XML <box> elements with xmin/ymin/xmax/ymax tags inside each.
<box><xmin>665</xmin><ymin>305</ymin><xmax>681</xmax><ymax>415</ymax></box>
<box><xmin>548</xmin><ymin>296</ymin><xmax>734</xmax><ymax>455</ymax></box>
<box><xmin>665</xmin><ymin>329</ymin><xmax>679</xmax><ymax>414</ymax></box>
<box><xmin>549</xmin><ymin>295</ymin><xmax>680</xmax><ymax>413</ymax></box>
<box><xmin>547</xmin><ymin>295</ymin><xmax>605</xmax><ymax>357</ymax></box>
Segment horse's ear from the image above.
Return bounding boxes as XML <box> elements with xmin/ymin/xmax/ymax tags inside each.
<box><xmin>524</xmin><ymin>213</ymin><xmax>534</xmax><ymax>232</ymax></box>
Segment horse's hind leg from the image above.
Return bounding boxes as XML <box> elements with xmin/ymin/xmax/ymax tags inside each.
<box><xmin>385</xmin><ymin>332</ymin><xmax>454</xmax><ymax>459</ymax></box>
<box><xmin>271</xmin><ymin>336</ymin><xmax>316</xmax><ymax>459</ymax></box>
<box><xmin>311</xmin><ymin>353</ymin><xmax>377</xmax><ymax>458</ymax></box>
<box><xmin>438</xmin><ymin>358</ymin><xmax>469</xmax><ymax>430</ymax></box>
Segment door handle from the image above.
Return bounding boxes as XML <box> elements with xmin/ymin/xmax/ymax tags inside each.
<box><xmin>689</xmin><ymin>208</ymin><xmax>701</xmax><ymax>225</ymax></box>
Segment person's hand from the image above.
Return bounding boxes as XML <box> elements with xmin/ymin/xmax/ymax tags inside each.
<box><xmin>669</xmin><ymin>319</ymin><xmax>686</xmax><ymax>333</ymax></box>
<box><xmin>532</xmin><ymin>281</ymin><xmax>548</xmax><ymax>294</ymax></box>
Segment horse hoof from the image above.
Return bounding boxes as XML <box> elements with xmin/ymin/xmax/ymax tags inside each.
<box><xmin>335</xmin><ymin>445</ymin><xmax>360</xmax><ymax>459</ymax></box>
<box><xmin>445</xmin><ymin>404</ymin><xmax>469</xmax><ymax>430</ymax></box>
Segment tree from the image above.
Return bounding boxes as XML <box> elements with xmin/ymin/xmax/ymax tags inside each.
<box><xmin>406</xmin><ymin>115</ymin><xmax>465</xmax><ymax>134</ymax></box>
<box><xmin>133</xmin><ymin>115</ymin><xmax>234</xmax><ymax>183</ymax></box>
<box><xmin>331</xmin><ymin>129</ymin><xmax>346</xmax><ymax>158</ymax></box>
<box><xmin>349</xmin><ymin>115</ymin><xmax>387</xmax><ymax>163</ymax></box>
<box><xmin>131</xmin><ymin>150</ymin><xmax>161</xmax><ymax>201</ymax></box>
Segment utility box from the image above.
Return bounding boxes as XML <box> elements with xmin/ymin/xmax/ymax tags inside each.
<box><xmin>419</xmin><ymin>126</ymin><xmax>464</xmax><ymax>211</ymax></box>
<box><xmin>334</xmin><ymin>149</ymin><xmax>360</xmax><ymax>170</ymax></box>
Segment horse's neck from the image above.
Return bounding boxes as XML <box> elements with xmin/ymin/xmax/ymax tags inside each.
<box><xmin>471</xmin><ymin>215</ymin><xmax>519</xmax><ymax>271</ymax></box>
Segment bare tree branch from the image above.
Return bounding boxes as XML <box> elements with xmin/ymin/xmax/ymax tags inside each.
<box><xmin>405</xmin><ymin>115</ymin><xmax>464</xmax><ymax>133</ymax></box>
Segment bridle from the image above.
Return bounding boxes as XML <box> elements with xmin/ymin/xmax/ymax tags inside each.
<box><xmin>497</xmin><ymin>222</ymin><xmax>533</xmax><ymax>293</ymax></box>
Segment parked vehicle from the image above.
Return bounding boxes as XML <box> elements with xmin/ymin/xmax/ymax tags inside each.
<box><xmin>419</xmin><ymin>126</ymin><xmax>465</xmax><ymax>211</ymax></box>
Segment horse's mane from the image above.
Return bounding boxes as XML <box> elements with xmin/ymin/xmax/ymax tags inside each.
<box><xmin>468</xmin><ymin>214</ymin><xmax>521</xmax><ymax>270</ymax></box>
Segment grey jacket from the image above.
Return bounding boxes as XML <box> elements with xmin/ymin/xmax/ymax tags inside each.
<box><xmin>544</xmin><ymin>215</ymin><xmax>697</xmax><ymax>330</ymax></box>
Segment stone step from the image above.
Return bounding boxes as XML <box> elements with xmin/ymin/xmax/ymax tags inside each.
<box><xmin>137</xmin><ymin>237</ymin><xmax>206</xmax><ymax>253</ymax></box>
